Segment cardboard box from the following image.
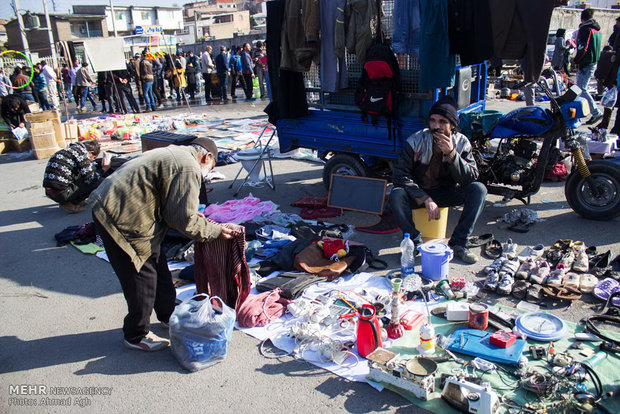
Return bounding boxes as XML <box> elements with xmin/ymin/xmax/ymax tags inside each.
<box><xmin>62</xmin><ymin>121</ymin><xmax>79</xmax><ymax>144</ymax></box>
<box><xmin>27</xmin><ymin>102</ymin><xmax>40</xmax><ymax>113</ymax></box>
<box><xmin>29</xmin><ymin>121</ymin><xmax>59</xmax><ymax>159</ymax></box>
<box><xmin>25</xmin><ymin>110</ymin><xmax>65</xmax><ymax>148</ymax></box>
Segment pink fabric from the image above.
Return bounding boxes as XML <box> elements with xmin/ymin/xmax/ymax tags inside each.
<box><xmin>203</xmin><ymin>196</ymin><xmax>278</xmax><ymax>223</ymax></box>
<box><xmin>194</xmin><ymin>223</ymin><xmax>251</xmax><ymax>310</ymax></box>
<box><xmin>237</xmin><ymin>289</ymin><xmax>292</xmax><ymax>327</ymax></box>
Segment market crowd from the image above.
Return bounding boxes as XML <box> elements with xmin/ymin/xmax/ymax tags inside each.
<box><xmin>0</xmin><ymin>41</ymin><xmax>268</xmax><ymax>116</ymax></box>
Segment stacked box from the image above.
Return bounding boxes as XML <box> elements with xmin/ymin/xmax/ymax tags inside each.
<box><xmin>25</xmin><ymin>110</ymin><xmax>65</xmax><ymax>149</ymax></box>
<box><xmin>29</xmin><ymin>121</ymin><xmax>59</xmax><ymax>159</ymax></box>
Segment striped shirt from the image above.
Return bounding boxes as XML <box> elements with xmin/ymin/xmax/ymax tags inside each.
<box><xmin>43</xmin><ymin>142</ymin><xmax>100</xmax><ymax>190</ymax></box>
<box><xmin>90</xmin><ymin>146</ymin><xmax>223</xmax><ymax>271</ymax></box>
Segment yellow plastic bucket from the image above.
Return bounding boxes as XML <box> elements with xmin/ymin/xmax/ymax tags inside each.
<box><xmin>412</xmin><ymin>207</ymin><xmax>449</xmax><ymax>241</ymax></box>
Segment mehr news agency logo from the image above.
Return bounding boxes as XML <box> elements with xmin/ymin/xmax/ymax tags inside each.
<box><xmin>7</xmin><ymin>384</ymin><xmax>113</xmax><ymax>408</ymax></box>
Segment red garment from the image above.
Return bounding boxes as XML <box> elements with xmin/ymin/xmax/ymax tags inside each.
<box><xmin>194</xmin><ymin>223</ymin><xmax>251</xmax><ymax>310</ymax></box>
<box><xmin>237</xmin><ymin>289</ymin><xmax>291</xmax><ymax>327</ymax></box>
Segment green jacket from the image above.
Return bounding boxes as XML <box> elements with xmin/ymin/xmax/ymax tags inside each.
<box><xmin>575</xmin><ymin>18</ymin><xmax>602</xmax><ymax>68</ymax></box>
<box><xmin>90</xmin><ymin>145</ymin><xmax>222</xmax><ymax>271</ymax></box>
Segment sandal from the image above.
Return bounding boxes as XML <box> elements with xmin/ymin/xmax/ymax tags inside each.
<box><xmin>512</xmin><ymin>280</ymin><xmax>531</xmax><ymax>299</ymax></box>
<box><xmin>542</xmin><ymin>284</ymin><xmax>582</xmax><ymax>301</ymax></box>
<box><xmin>483</xmin><ymin>239</ymin><xmax>503</xmax><ymax>259</ymax></box>
<box><xmin>467</xmin><ymin>233</ymin><xmax>494</xmax><ymax>248</ymax></box>
<box><xmin>526</xmin><ymin>284</ymin><xmax>544</xmax><ymax>302</ymax></box>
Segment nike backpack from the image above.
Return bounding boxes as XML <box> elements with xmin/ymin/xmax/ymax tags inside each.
<box><xmin>355</xmin><ymin>43</ymin><xmax>400</xmax><ymax>137</ymax></box>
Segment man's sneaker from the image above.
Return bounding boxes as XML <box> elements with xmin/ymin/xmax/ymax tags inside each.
<box><xmin>572</xmin><ymin>242</ymin><xmax>589</xmax><ymax>273</ymax></box>
<box><xmin>516</xmin><ymin>257</ymin><xmax>537</xmax><ymax>280</ymax></box>
<box><xmin>124</xmin><ymin>331</ymin><xmax>169</xmax><ymax>352</ymax></box>
<box><xmin>503</xmin><ymin>239</ymin><xmax>518</xmax><ymax>259</ymax></box>
<box><xmin>452</xmin><ymin>245</ymin><xmax>478</xmax><ymax>264</ymax></box>
<box><xmin>497</xmin><ymin>274</ymin><xmax>515</xmax><ymax>295</ymax></box>
<box><xmin>484</xmin><ymin>257</ymin><xmax>507</xmax><ymax>274</ymax></box>
<box><xmin>484</xmin><ymin>271</ymin><xmax>499</xmax><ymax>291</ymax></box>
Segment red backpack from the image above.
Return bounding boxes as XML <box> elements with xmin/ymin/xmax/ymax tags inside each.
<box><xmin>355</xmin><ymin>43</ymin><xmax>401</xmax><ymax>137</ymax></box>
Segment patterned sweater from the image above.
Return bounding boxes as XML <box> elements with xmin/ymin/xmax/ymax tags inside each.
<box><xmin>42</xmin><ymin>142</ymin><xmax>100</xmax><ymax>190</ymax></box>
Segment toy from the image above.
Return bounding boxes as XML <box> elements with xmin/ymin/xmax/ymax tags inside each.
<box><xmin>315</xmin><ymin>239</ymin><xmax>349</xmax><ymax>261</ymax></box>
<box><xmin>489</xmin><ymin>330</ymin><xmax>517</xmax><ymax>348</ymax></box>
<box><xmin>417</xmin><ymin>323</ymin><xmax>435</xmax><ymax>355</ymax></box>
<box><xmin>366</xmin><ymin>348</ymin><xmax>436</xmax><ymax>401</ymax></box>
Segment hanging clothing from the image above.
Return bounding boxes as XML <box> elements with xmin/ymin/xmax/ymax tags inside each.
<box><xmin>194</xmin><ymin>223</ymin><xmax>251</xmax><ymax>310</ymax></box>
<box><xmin>280</xmin><ymin>0</ymin><xmax>320</xmax><ymax>72</ymax></box>
<box><xmin>345</xmin><ymin>0</ymin><xmax>379</xmax><ymax>64</ymax></box>
<box><xmin>419</xmin><ymin>0</ymin><xmax>455</xmax><ymax>91</ymax></box>
<box><xmin>392</xmin><ymin>0</ymin><xmax>421</xmax><ymax>55</ymax></box>
<box><xmin>488</xmin><ymin>0</ymin><xmax>555</xmax><ymax>84</ymax></box>
<box><xmin>266</xmin><ymin>0</ymin><xmax>309</xmax><ymax>124</ymax></box>
<box><xmin>447</xmin><ymin>0</ymin><xmax>494</xmax><ymax>66</ymax></box>
<box><xmin>320</xmin><ymin>0</ymin><xmax>348</xmax><ymax>92</ymax></box>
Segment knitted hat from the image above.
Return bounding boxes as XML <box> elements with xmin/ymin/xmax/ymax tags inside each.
<box><xmin>429</xmin><ymin>95</ymin><xmax>459</xmax><ymax>128</ymax></box>
<box><xmin>191</xmin><ymin>137</ymin><xmax>218</xmax><ymax>160</ymax></box>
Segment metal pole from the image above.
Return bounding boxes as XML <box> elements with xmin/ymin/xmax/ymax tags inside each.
<box><xmin>42</xmin><ymin>0</ymin><xmax>58</xmax><ymax>68</ymax></box>
<box><xmin>109</xmin><ymin>0</ymin><xmax>118</xmax><ymax>37</ymax></box>
<box><xmin>12</xmin><ymin>0</ymin><xmax>31</xmax><ymax>56</ymax></box>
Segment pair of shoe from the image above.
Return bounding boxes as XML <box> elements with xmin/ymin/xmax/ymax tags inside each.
<box><xmin>503</xmin><ymin>239</ymin><xmax>518</xmax><ymax>259</ymax></box>
<box><xmin>572</xmin><ymin>241</ymin><xmax>589</xmax><ymax>273</ymax></box>
<box><xmin>529</xmin><ymin>261</ymin><xmax>551</xmax><ymax>284</ymax></box>
<box><xmin>124</xmin><ymin>331</ymin><xmax>169</xmax><ymax>352</ymax></box>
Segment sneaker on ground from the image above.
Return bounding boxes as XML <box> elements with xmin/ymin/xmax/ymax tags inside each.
<box><xmin>530</xmin><ymin>260</ymin><xmax>551</xmax><ymax>284</ymax></box>
<box><xmin>503</xmin><ymin>239</ymin><xmax>518</xmax><ymax>259</ymax></box>
<box><xmin>497</xmin><ymin>274</ymin><xmax>514</xmax><ymax>295</ymax></box>
<box><xmin>452</xmin><ymin>245</ymin><xmax>478</xmax><ymax>264</ymax></box>
<box><xmin>484</xmin><ymin>257</ymin><xmax>507</xmax><ymax>274</ymax></box>
<box><xmin>124</xmin><ymin>331</ymin><xmax>169</xmax><ymax>352</ymax></box>
<box><xmin>579</xmin><ymin>273</ymin><xmax>598</xmax><ymax>293</ymax></box>
<box><xmin>516</xmin><ymin>257</ymin><xmax>537</xmax><ymax>280</ymax></box>
<box><xmin>563</xmin><ymin>272</ymin><xmax>580</xmax><ymax>290</ymax></box>
<box><xmin>547</xmin><ymin>264</ymin><xmax>566</xmax><ymax>285</ymax></box>
<box><xmin>572</xmin><ymin>243</ymin><xmax>589</xmax><ymax>273</ymax></box>
<box><xmin>484</xmin><ymin>271</ymin><xmax>499</xmax><ymax>291</ymax></box>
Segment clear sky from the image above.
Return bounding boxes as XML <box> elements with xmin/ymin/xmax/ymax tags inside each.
<box><xmin>1</xmin><ymin>0</ymin><xmax>185</xmax><ymax>20</ymax></box>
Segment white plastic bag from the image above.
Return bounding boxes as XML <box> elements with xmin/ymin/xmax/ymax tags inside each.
<box><xmin>169</xmin><ymin>294</ymin><xmax>235</xmax><ymax>372</ymax></box>
<box><xmin>601</xmin><ymin>86</ymin><xmax>617</xmax><ymax>108</ymax></box>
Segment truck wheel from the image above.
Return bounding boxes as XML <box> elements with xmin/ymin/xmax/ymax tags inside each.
<box><xmin>322</xmin><ymin>154</ymin><xmax>369</xmax><ymax>190</ymax></box>
<box><xmin>565</xmin><ymin>160</ymin><xmax>620</xmax><ymax>220</ymax></box>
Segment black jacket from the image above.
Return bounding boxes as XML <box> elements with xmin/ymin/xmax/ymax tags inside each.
<box><xmin>392</xmin><ymin>129</ymin><xmax>478</xmax><ymax>202</ymax></box>
<box><xmin>1</xmin><ymin>94</ymin><xmax>31</xmax><ymax>128</ymax></box>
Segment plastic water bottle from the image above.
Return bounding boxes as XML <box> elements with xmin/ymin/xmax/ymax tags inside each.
<box><xmin>400</xmin><ymin>233</ymin><xmax>416</xmax><ymax>277</ymax></box>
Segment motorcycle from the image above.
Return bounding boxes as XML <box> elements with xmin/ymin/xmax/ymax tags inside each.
<box><xmin>466</xmin><ymin>81</ymin><xmax>620</xmax><ymax>220</ymax></box>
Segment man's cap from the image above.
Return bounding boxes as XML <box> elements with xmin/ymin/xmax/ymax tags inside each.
<box><xmin>429</xmin><ymin>95</ymin><xmax>459</xmax><ymax>128</ymax></box>
<box><xmin>191</xmin><ymin>137</ymin><xmax>218</xmax><ymax>160</ymax></box>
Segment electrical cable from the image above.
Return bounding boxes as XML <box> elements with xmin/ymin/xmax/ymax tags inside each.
<box><xmin>584</xmin><ymin>314</ymin><xmax>620</xmax><ymax>347</ymax></box>
<box><xmin>259</xmin><ymin>338</ymin><xmax>291</xmax><ymax>359</ymax></box>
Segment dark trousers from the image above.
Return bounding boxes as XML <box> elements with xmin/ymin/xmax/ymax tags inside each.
<box><xmin>255</xmin><ymin>67</ymin><xmax>266</xmax><ymax>98</ymax></box>
<box><xmin>94</xmin><ymin>218</ymin><xmax>176</xmax><ymax>344</ymax></box>
<box><xmin>202</xmin><ymin>73</ymin><xmax>213</xmax><ymax>100</ymax></box>
<box><xmin>118</xmin><ymin>85</ymin><xmax>139</xmax><ymax>113</ymax></box>
<box><xmin>218</xmin><ymin>73</ymin><xmax>228</xmax><ymax>99</ymax></box>
<box><xmin>243</xmin><ymin>73</ymin><xmax>253</xmax><ymax>99</ymax></box>
<box><xmin>46</xmin><ymin>177</ymin><xmax>103</xmax><ymax>205</ymax></box>
<box><xmin>230</xmin><ymin>71</ymin><xmax>245</xmax><ymax>97</ymax></box>
<box><xmin>389</xmin><ymin>182</ymin><xmax>487</xmax><ymax>247</ymax></box>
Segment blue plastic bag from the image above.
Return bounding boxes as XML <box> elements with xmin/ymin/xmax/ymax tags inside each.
<box><xmin>170</xmin><ymin>294</ymin><xmax>235</xmax><ymax>372</ymax></box>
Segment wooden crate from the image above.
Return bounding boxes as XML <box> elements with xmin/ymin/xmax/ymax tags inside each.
<box><xmin>0</xmin><ymin>137</ymin><xmax>31</xmax><ymax>153</ymax></box>
<box><xmin>29</xmin><ymin>121</ymin><xmax>59</xmax><ymax>159</ymax></box>
<box><xmin>62</xmin><ymin>121</ymin><xmax>79</xmax><ymax>145</ymax></box>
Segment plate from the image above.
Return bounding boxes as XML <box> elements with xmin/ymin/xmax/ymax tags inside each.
<box><xmin>515</xmin><ymin>312</ymin><xmax>567</xmax><ymax>342</ymax></box>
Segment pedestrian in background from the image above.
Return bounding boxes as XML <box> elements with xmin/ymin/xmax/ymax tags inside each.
<box><xmin>140</xmin><ymin>54</ymin><xmax>156</xmax><ymax>112</ymax></box>
<box><xmin>185</xmin><ymin>62</ymin><xmax>197</xmax><ymax>100</ymax></box>
<box><xmin>40</xmin><ymin>61</ymin><xmax>59</xmax><ymax>108</ymax></box>
<box><xmin>34</xmin><ymin>63</ymin><xmax>52</xmax><ymax>110</ymax></box>
<box><xmin>229</xmin><ymin>48</ymin><xmax>245</xmax><ymax>100</ymax></box>
<box><xmin>0</xmin><ymin>66</ymin><xmax>12</xmax><ymax>97</ymax></box>
<box><xmin>200</xmin><ymin>45</ymin><xmax>215</xmax><ymax>101</ymax></box>
<box><xmin>252</xmin><ymin>41</ymin><xmax>266</xmax><ymax>99</ymax></box>
<box><xmin>215</xmin><ymin>45</ymin><xmax>230</xmax><ymax>102</ymax></box>
<box><xmin>240</xmin><ymin>42</ymin><xmax>255</xmax><ymax>101</ymax></box>
<box><xmin>75</xmin><ymin>62</ymin><xmax>96</xmax><ymax>113</ymax></box>
<box><xmin>573</xmin><ymin>8</ymin><xmax>603</xmax><ymax>125</ymax></box>
<box><xmin>173</xmin><ymin>61</ymin><xmax>187</xmax><ymax>104</ymax></box>
<box><xmin>61</xmin><ymin>63</ymin><xmax>73</xmax><ymax>102</ymax></box>
<box><xmin>11</xmin><ymin>67</ymin><xmax>35</xmax><ymax>101</ymax></box>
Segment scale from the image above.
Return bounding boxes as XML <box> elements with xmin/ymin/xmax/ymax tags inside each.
<box><xmin>515</xmin><ymin>312</ymin><xmax>567</xmax><ymax>342</ymax></box>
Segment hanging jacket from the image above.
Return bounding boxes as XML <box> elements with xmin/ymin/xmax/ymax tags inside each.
<box><xmin>345</xmin><ymin>0</ymin><xmax>378</xmax><ymax>64</ymax></box>
<box><xmin>281</xmin><ymin>0</ymin><xmax>320</xmax><ymax>72</ymax></box>
<box><xmin>575</xmin><ymin>18</ymin><xmax>602</xmax><ymax>68</ymax></box>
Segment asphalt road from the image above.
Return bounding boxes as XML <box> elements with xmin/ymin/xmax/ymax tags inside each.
<box><xmin>0</xmin><ymin>97</ymin><xmax>618</xmax><ymax>413</ymax></box>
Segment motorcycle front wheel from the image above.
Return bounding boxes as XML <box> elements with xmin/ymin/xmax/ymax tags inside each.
<box><xmin>565</xmin><ymin>160</ymin><xmax>620</xmax><ymax>220</ymax></box>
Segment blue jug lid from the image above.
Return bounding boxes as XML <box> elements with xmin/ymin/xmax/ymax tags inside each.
<box><xmin>418</xmin><ymin>242</ymin><xmax>451</xmax><ymax>256</ymax></box>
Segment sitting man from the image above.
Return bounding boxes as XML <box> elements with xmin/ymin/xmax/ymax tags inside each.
<box><xmin>89</xmin><ymin>138</ymin><xmax>236</xmax><ymax>352</ymax></box>
<box><xmin>390</xmin><ymin>96</ymin><xmax>487</xmax><ymax>264</ymax></box>
<box><xmin>43</xmin><ymin>140</ymin><xmax>108</xmax><ymax>213</ymax></box>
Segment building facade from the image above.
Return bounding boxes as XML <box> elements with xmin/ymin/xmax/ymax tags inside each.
<box><xmin>179</xmin><ymin>0</ymin><xmax>250</xmax><ymax>43</ymax></box>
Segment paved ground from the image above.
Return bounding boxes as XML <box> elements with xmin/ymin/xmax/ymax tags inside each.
<box><xmin>0</xmin><ymin>97</ymin><xmax>618</xmax><ymax>413</ymax></box>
